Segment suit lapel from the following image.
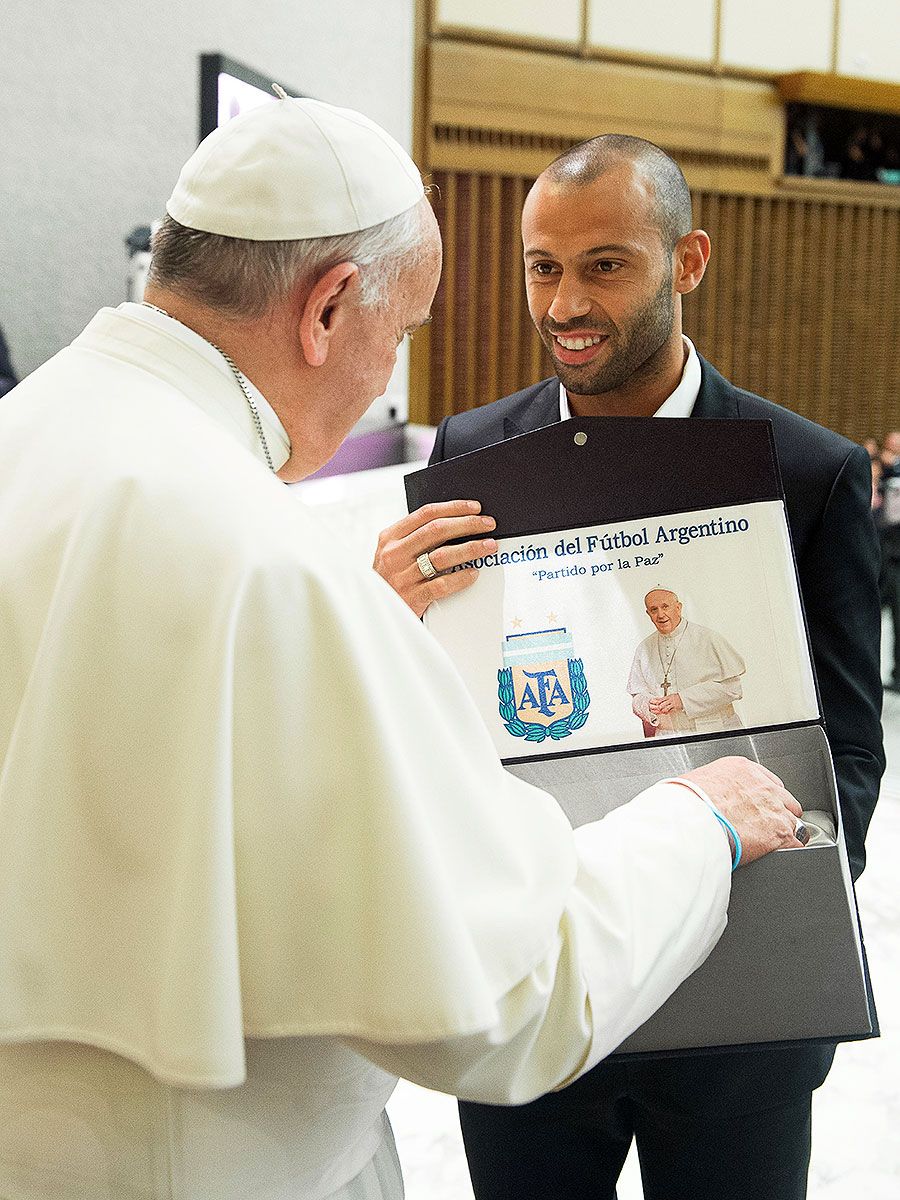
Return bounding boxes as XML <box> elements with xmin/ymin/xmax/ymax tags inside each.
<box><xmin>691</xmin><ymin>357</ymin><xmax>741</xmax><ymax>420</ymax></box>
<box><xmin>503</xmin><ymin>378</ymin><xmax>561</xmax><ymax>439</ymax></box>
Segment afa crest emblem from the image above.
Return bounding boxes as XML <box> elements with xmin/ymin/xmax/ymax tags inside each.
<box><xmin>498</xmin><ymin>626</ymin><xmax>590</xmax><ymax>743</ymax></box>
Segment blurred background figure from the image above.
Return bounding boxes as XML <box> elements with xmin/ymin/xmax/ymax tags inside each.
<box><xmin>843</xmin><ymin>123</ymin><xmax>877</xmax><ymax>181</ymax></box>
<box><xmin>871</xmin><ymin>455</ymin><xmax>883</xmax><ymax>511</ymax></box>
<box><xmin>879</xmin><ymin>432</ymin><xmax>900</xmax><ymax>692</ymax></box>
<box><xmin>867</xmin><ymin>439</ymin><xmax>883</xmax><ymax>511</ymax></box>
<box><xmin>788</xmin><ymin>107</ymin><xmax>825</xmax><ymax>177</ymax></box>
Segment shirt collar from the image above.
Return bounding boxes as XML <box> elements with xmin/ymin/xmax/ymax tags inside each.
<box><xmin>559</xmin><ymin>336</ymin><xmax>701</xmax><ymax>422</ymax></box>
<box><xmin>121</xmin><ymin>302</ymin><xmax>291</xmax><ymax>469</ymax></box>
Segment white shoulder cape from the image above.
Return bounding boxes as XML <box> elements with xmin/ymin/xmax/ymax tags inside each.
<box><xmin>0</xmin><ymin>309</ymin><xmax>578</xmax><ymax>1088</ymax></box>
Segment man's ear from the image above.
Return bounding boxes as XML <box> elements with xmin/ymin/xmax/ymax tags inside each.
<box><xmin>674</xmin><ymin>230</ymin><xmax>711</xmax><ymax>295</ymax></box>
<box><xmin>298</xmin><ymin>261</ymin><xmax>359</xmax><ymax>367</ymax></box>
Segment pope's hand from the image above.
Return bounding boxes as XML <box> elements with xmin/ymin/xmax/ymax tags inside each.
<box><xmin>374</xmin><ymin>501</ymin><xmax>498</xmax><ymax>618</ymax></box>
<box><xmin>677</xmin><ymin>756</ymin><xmax>806</xmax><ymax>866</ymax></box>
<box><xmin>649</xmin><ymin>693</ymin><xmax>684</xmax><ymax>715</ymax></box>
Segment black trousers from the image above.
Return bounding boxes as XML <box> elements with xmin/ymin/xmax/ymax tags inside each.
<box><xmin>459</xmin><ymin>1045</ymin><xmax>835</xmax><ymax>1200</ymax></box>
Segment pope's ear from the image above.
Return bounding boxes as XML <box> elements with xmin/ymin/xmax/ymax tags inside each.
<box><xmin>298</xmin><ymin>261</ymin><xmax>359</xmax><ymax>367</ymax></box>
<box><xmin>674</xmin><ymin>230</ymin><xmax>711</xmax><ymax>295</ymax></box>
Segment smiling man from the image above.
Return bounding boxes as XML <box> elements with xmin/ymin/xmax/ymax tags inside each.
<box><xmin>376</xmin><ymin>135</ymin><xmax>883</xmax><ymax>1200</ymax></box>
<box><xmin>522</xmin><ymin>142</ymin><xmax>699</xmax><ymax>417</ymax></box>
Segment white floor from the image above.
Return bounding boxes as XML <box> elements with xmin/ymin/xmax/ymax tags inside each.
<box><xmin>297</xmin><ymin>462</ymin><xmax>900</xmax><ymax>1200</ymax></box>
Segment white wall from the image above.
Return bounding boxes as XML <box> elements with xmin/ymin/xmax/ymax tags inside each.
<box><xmin>837</xmin><ymin>0</ymin><xmax>900</xmax><ymax>82</ymax></box>
<box><xmin>0</xmin><ymin>0</ymin><xmax>415</xmax><ymax>386</ymax></box>
<box><xmin>720</xmin><ymin>0</ymin><xmax>835</xmax><ymax>73</ymax></box>
<box><xmin>588</xmin><ymin>0</ymin><xmax>717</xmax><ymax>64</ymax></box>
<box><xmin>436</xmin><ymin>0</ymin><xmax>581</xmax><ymax>43</ymax></box>
<box><xmin>434</xmin><ymin>0</ymin><xmax>900</xmax><ymax>82</ymax></box>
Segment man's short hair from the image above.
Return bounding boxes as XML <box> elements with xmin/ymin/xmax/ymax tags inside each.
<box><xmin>148</xmin><ymin>203</ymin><xmax>425</xmax><ymax>320</ymax></box>
<box><xmin>545</xmin><ymin>135</ymin><xmax>693</xmax><ymax>251</ymax></box>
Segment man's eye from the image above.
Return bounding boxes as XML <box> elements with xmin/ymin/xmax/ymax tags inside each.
<box><xmin>596</xmin><ymin>260</ymin><xmax>620</xmax><ymax>273</ymax></box>
<box><xmin>530</xmin><ymin>262</ymin><xmax>557</xmax><ymax>275</ymax></box>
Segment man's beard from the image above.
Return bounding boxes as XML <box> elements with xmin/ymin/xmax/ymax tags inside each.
<box><xmin>541</xmin><ymin>266</ymin><xmax>675</xmax><ymax>396</ymax></box>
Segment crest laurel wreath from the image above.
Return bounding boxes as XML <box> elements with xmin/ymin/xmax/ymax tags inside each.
<box><xmin>498</xmin><ymin>659</ymin><xmax>590</xmax><ymax>743</ymax></box>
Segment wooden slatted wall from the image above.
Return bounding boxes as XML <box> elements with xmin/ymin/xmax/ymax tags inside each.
<box><xmin>426</xmin><ymin>169</ymin><xmax>546</xmax><ymax>426</ymax></box>
<box><xmin>688</xmin><ymin>191</ymin><xmax>900</xmax><ymax>439</ymax></box>
<box><xmin>424</xmin><ymin>169</ymin><xmax>900</xmax><ymax>442</ymax></box>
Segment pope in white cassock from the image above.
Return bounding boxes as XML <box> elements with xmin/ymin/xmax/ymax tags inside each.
<box><xmin>0</xmin><ymin>96</ymin><xmax>804</xmax><ymax>1199</ymax></box>
<box><xmin>629</xmin><ymin>588</ymin><xmax>746</xmax><ymax>736</ymax></box>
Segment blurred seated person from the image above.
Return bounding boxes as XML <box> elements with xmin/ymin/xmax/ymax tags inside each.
<box><xmin>843</xmin><ymin>124</ymin><xmax>877</xmax><ymax>182</ymax></box>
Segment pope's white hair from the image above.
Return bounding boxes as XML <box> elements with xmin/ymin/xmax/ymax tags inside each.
<box><xmin>148</xmin><ymin>202</ymin><xmax>426</xmax><ymax>319</ymax></box>
<box><xmin>644</xmin><ymin>587</ymin><xmax>681</xmax><ymax>603</ymax></box>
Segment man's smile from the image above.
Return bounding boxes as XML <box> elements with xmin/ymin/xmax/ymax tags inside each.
<box><xmin>549</xmin><ymin>331</ymin><xmax>609</xmax><ymax>366</ymax></box>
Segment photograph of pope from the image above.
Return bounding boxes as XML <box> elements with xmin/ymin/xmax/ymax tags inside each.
<box><xmin>628</xmin><ymin>587</ymin><xmax>746</xmax><ymax>736</ymax></box>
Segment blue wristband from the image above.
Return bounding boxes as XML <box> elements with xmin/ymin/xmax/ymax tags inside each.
<box><xmin>709</xmin><ymin>807</ymin><xmax>742</xmax><ymax>871</ymax></box>
<box><xmin>661</xmin><ymin>779</ymin><xmax>743</xmax><ymax>871</ymax></box>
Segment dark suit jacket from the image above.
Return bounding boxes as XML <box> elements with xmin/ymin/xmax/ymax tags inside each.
<box><xmin>431</xmin><ymin>356</ymin><xmax>884</xmax><ymax>880</ymax></box>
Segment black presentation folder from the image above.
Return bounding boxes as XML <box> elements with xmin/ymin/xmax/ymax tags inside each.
<box><xmin>406</xmin><ymin>417</ymin><xmax>876</xmax><ymax>1057</ymax></box>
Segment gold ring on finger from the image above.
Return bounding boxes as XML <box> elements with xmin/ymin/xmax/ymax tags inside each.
<box><xmin>416</xmin><ymin>551</ymin><xmax>438</xmax><ymax>580</ymax></box>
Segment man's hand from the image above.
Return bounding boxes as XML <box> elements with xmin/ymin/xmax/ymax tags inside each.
<box><xmin>649</xmin><ymin>693</ymin><xmax>684</xmax><ymax>715</ymax></box>
<box><xmin>374</xmin><ymin>501</ymin><xmax>498</xmax><ymax>618</ymax></box>
<box><xmin>677</xmin><ymin>756</ymin><xmax>806</xmax><ymax>866</ymax></box>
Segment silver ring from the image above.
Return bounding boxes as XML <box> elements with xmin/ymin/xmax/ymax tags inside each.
<box><xmin>795</xmin><ymin>818</ymin><xmax>810</xmax><ymax>846</ymax></box>
<box><xmin>416</xmin><ymin>551</ymin><xmax>438</xmax><ymax>580</ymax></box>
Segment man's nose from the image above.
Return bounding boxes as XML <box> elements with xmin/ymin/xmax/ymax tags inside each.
<box><xmin>547</xmin><ymin>275</ymin><xmax>592</xmax><ymax>324</ymax></box>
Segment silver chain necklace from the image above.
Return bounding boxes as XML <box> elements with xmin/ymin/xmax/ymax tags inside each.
<box><xmin>141</xmin><ymin>302</ymin><xmax>275</xmax><ymax>472</ymax></box>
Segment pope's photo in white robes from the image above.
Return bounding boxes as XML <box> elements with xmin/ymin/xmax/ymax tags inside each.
<box><xmin>628</xmin><ymin>587</ymin><xmax>746</xmax><ymax>736</ymax></box>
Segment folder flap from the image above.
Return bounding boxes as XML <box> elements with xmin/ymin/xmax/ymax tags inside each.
<box><xmin>406</xmin><ymin>417</ymin><xmax>783</xmax><ymax>538</ymax></box>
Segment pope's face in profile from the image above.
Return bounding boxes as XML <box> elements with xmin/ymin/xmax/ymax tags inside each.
<box><xmin>645</xmin><ymin>589</ymin><xmax>683</xmax><ymax>635</ymax></box>
<box><xmin>521</xmin><ymin>162</ymin><xmax>676</xmax><ymax>400</ymax></box>
<box><xmin>310</xmin><ymin>201</ymin><xmax>442</xmax><ymax>469</ymax></box>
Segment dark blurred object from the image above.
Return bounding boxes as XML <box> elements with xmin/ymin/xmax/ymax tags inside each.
<box><xmin>877</xmin><ymin>142</ymin><xmax>900</xmax><ymax>186</ymax></box>
<box><xmin>125</xmin><ymin>225</ymin><xmax>154</xmax><ymax>303</ymax></box>
<box><xmin>125</xmin><ymin>226</ymin><xmax>152</xmax><ymax>255</ymax></box>
<box><xmin>0</xmin><ymin>325</ymin><xmax>18</xmax><ymax>397</ymax></box>
<box><xmin>784</xmin><ymin>103</ymin><xmax>900</xmax><ymax>185</ymax></box>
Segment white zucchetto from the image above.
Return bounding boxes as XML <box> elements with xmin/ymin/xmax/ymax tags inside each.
<box><xmin>167</xmin><ymin>94</ymin><xmax>425</xmax><ymax>240</ymax></box>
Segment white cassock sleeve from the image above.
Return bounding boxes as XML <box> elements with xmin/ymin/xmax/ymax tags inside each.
<box><xmin>347</xmin><ymin>782</ymin><xmax>729</xmax><ymax>1104</ymax></box>
<box><xmin>627</xmin><ymin>642</ymin><xmax>660</xmax><ymax>725</ymax></box>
